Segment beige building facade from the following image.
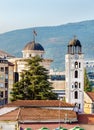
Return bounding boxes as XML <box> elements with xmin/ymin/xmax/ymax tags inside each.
<box><xmin>84</xmin><ymin>92</ymin><xmax>94</xmax><ymax>114</ymax></box>
<box><xmin>0</xmin><ymin>59</ymin><xmax>14</xmax><ymax>105</ymax></box>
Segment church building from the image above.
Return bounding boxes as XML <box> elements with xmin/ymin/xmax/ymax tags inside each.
<box><xmin>9</xmin><ymin>32</ymin><xmax>53</xmax><ymax>81</ymax></box>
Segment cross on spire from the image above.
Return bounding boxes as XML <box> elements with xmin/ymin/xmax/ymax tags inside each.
<box><xmin>33</xmin><ymin>30</ymin><xmax>37</xmax><ymax>42</ymax></box>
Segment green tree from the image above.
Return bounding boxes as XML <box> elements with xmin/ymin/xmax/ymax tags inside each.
<box><xmin>11</xmin><ymin>56</ymin><xmax>57</xmax><ymax>101</ymax></box>
<box><xmin>84</xmin><ymin>69</ymin><xmax>92</xmax><ymax>92</ymax></box>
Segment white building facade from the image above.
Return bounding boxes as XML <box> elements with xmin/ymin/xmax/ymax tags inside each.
<box><xmin>65</xmin><ymin>38</ymin><xmax>84</xmax><ymax>113</ymax></box>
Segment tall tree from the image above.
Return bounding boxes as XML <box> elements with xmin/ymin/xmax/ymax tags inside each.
<box><xmin>84</xmin><ymin>68</ymin><xmax>91</xmax><ymax>92</ymax></box>
<box><xmin>11</xmin><ymin>56</ymin><xmax>57</xmax><ymax>101</ymax></box>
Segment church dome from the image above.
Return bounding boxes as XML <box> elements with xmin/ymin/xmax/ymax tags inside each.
<box><xmin>23</xmin><ymin>41</ymin><xmax>44</xmax><ymax>51</ymax></box>
<box><xmin>69</xmin><ymin>39</ymin><xmax>81</xmax><ymax>47</ymax></box>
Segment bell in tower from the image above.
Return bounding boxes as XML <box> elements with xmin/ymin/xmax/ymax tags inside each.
<box><xmin>67</xmin><ymin>37</ymin><xmax>82</xmax><ymax>54</ymax></box>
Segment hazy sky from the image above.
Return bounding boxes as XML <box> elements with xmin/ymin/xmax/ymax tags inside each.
<box><xmin>0</xmin><ymin>0</ymin><xmax>94</xmax><ymax>33</ymax></box>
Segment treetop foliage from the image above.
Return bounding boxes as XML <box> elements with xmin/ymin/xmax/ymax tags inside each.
<box><xmin>11</xmin><ymin>56</ymin><xmax>57</xmax><ymax>101</ymax></box>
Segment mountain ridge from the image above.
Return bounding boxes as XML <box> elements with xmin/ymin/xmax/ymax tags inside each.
<box><xmin>0</xmin><ymin>20</ymin><xmax>94</xmax><ymax>71</ymax></box>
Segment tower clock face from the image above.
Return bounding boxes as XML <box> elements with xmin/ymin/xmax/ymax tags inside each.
<box><xmin>74</xmin><ymin>54</ymin><xmax>79</xmax><ymax>59</ymax></box>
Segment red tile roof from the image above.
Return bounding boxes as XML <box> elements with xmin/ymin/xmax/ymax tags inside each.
<box><xmin>8</xmin><ymin>61</ymin><xmax>14</xmax><ymax>66</ymax></box>
<box><xmin>78</xmin><ymin>114</ymin><xmax>94</xmax><ymax>124</ymax></box>
<box><xmin>86</xmin><ymin>92</ymin><xmax>94</xmax><ymax>102</ymax></box>
<box><xmin>5</xmin><ymin>100</ymin><xmax>74</xmax><ymax>107</ymax></box>
<box><xmin>0</xmin><ymin>107</ymin><xmax>77</xmax><ymax>123</ymax></box>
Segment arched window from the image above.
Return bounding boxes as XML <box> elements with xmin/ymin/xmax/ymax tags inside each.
<box><xmin>74</xmin><ymin>91</ymin><xmax>78</xmax><ymax>99</ymax></box>
<box><xmin>75</xmin><ymin>70</ymin><xmax>78</xmax><ymax>78</ymax></box>
<box><xmin>75</xmin><ymin>82</ymin><xmax>78</xmax><ymax>88</ymax></box>
<box><xmin>72</xmin><ymin>85</ymin><xmax>74</xmax><ymax>88</ymax></box>
<box><xmin>75</xmin><ymin>61</ymin><xmax>78</xmax><ymax>69</ymax></box>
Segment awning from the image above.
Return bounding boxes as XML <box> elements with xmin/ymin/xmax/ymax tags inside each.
<box><xmin>39</xmin><ymin>127</ymin><xmax>49</xmax><ymax>130</ymax></box>
<box><xmin>55</xmin><ymin>126</ymin><xmax>68</xmax><ymax>130</ymax></box>
<box><xmin>69</xmin><ymin>126</ymin><xmax>84</xmax><ymax>130</ymax></box>
<box><xmin>24</xmin><ymin>128</ymin><xmax>32</xmax><ymax>130</ymax></box>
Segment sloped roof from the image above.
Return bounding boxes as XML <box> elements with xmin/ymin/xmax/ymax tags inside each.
<box><xmin>0</xmin><ymin>107</ymin><xmax>77</xmax><ymax>122</ymax></box>
<box><xmin>0</xmin><ymin>50</ymin><xmax>15</xmax><ymax>58</ymax></box>
<box><xmin>0</xmin><ymin>107</ymin><xmax>17</xmax><ymax>116</ymax></box>
<box><xmin>86</xmin><ymin>92</ymin><xmax>94</xmax><ymax>102</ymax></box>
<box><xmin>5</xmin><ymin>100</ymin><xmax>74</xmax><ymax>107</ymax></box>
<box><xmin>8</xmin><ymin>61</ymin><xmax>14</xmax><ymax>66</ymax></box>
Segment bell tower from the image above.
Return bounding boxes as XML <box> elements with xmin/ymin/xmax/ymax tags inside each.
<box><xmin>65</xmin><ymin>37</ymin><xmax>84</xmax><ymax>113</ymax></box>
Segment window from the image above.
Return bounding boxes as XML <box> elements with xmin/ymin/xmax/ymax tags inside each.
<box><xmin>41</xmin><ymin>54</ymin><xmax>43</xmax><ymax>58</ymax></box>
<box><xmin>79</xmin><ymin>63</ymin><xmax>81</xmax><ymax>68</ymax></box>
<box><xmin>5</xmin><ymin>91</ymin><xmax>8</xmax><ymax>97</ymax></box>
<box><xmin>74</xmin><ymin>91</ymin><xmax>78</xmax><ymax>99</ymax></box>
<box><xmin>75</xmin><ymin>82</ymin><xmax>78</xmax><ymax>88</ymax></box>
<box><xmin>0</xmin><ymin>83</ymin><xmax>4</xmax><ymax>88</ymax></box>
<box><xmin>92</xmin><ymin>104</ymin><xmax>94</xmax><ymax>113</ymax></box>
<box><xmin>0</xmin><ymin>91</ymin><xmax>3</xmax><ymax>98</ymax></box>
<box><xmin>0</xmin><ymin>67</ymin><xmax>4</xmax><ymax>72</ymax></box>
<box><xmin>0</xmin><ymin>74</ymin><xmax>4</xmax><ymax>81</ymax></box>
<box><xmin>29</xmin><ymin>54</ymin><xmax>32</xmax><ymax>57</ymax></box>
<box><xmin>79</xmin><ymin>83</ymin><xmax>81</xmax><ymax>88</ymax></box>
<box><xmin>75</xmin><ymin>61</ymin><xmax>78</xmax><ymax>69</ymax></box>
<box><xmin>5</xmin><ymin>83</ymin><xmax>8</xmax><ymax>88</ymax></box>
<box><xmin>75</xmin><ymin>70</ymin><xmax>78</xmax><ymax>78</ymax></box>
<box><xmin>79</xmin><ymin>104</ymin><xmax>81</xmax><ymax>109</ymax></box>
<box><xmin>5</xmin><ymin>74</ymin><xmax>8</xmax><ymax>79</ymax></box>
<box><xmin>5</xmin><ymin>67</ymin><xmax>8</xmax><ymax>74</ymax></box>
<box><xmin>50</xmin><ymin>75</ymin><xmax>65</xmax><ymax>81</ymax></box>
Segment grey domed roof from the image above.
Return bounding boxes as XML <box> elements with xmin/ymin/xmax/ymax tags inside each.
<box><xmin>23</xmin><ymin>41</ymin><xmax>44</xmax><ymax>51</ymax></box>
<box><xmin>69</xmin><ymin>39</ymin><xmax>81</xmax><ymax>47</ymax></box>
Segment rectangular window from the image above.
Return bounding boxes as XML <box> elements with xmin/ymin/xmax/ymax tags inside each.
<box><xmin>0</xmin><ymin>67</ymin><xmax>4</xmax><ymax>72</ymax></box>
<box><xmin>92</xmin><ymin>103</ymin><xmax>94</xmax><ymax>113</ymax></box>
<box><xmin>5</xmin><ymin>74</ymin><xmax>8</xmax><ymax>82</ymax></box>
<box><xmin>0</xmin><ymin>91</ymin><xmax>3</xmax><ymax>98</ymax></box>
<box><xmin>5</xmin><ymin>67</ymin><xmax>8</xmax><ymax>74</ymax></box>
<box><xmin>0</xmin><ymin>74</ymin><xmax>4</xmax><ymax>81</ymax></box>
<box><xmin>79</xmin><ymin>83</ymin><xmax>81</xmax><ymax>88</ymax></box>
<box><xmin>5</xmin><ymin>83</ymin><xmax>8</xmax><ymax>88</ymax></box>
<box><xmin>79</xmin><ymin>63</ymin><xmax>81</xmax><ymax>68</ymax></box>
<box><xmin>5</xmin><ymin>91</ymin><xmax>8</xmax><ymax>98</ymax></box>
<box><xmin>79</xmin><ymin>104</ymin><xmax>81</xmax><ymax>109</ymax></box>
<box><xmin>0</xmin><ymin>83</ymin><xmax>4</xmax><ymax>88</ymax></box>
<box><xmin>5</xmin><ymin>74</ymin><xmax>8</xmax><ymax>79</ymax></box>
